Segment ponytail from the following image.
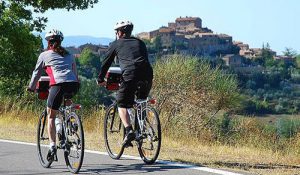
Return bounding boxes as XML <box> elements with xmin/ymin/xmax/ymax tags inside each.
<box><xmin>47</xmin><ymin>40</ymin><xmax>69</xmax><ymax>57</ymax></box>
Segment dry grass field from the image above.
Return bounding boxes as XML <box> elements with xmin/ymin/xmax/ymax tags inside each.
<box><xmin>2</xmin><ymin>108</ymin><xmax>300</xmax><ymax>175</ymax></box>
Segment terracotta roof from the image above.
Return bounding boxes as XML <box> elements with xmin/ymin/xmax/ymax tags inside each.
<box><xmin>219</xmin><ymin>34</ymin><xmax>231</xmax><ymax>38</ymax></box>
<box><xmin>176</xmin><ymin>17</ymin><xmax>201</xmax><ymax>22</ymax></box>
<box><xmin>198</xmin><ymin>32</ymin><xmax>217</xmax><ymax>35</ymax></box>
<box><xmin>159</xmin><ymin>27</ymin><xmax>174</xmax><ymax>33</ymax></box>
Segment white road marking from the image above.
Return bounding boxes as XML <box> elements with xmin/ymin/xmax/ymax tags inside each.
<box><xmin>0</xmin><ymin>139</ymin><xmax>244</xmax><ymax>175</ymax></box>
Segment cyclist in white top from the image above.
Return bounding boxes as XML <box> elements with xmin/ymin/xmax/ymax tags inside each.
<box><xmin>28</xmin><ymin>29</ymin><xmax>80</xmax><ymax>160</ymax></box>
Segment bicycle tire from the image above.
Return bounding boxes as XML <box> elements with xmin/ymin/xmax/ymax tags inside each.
<box><xmin>104</xmin><ymin>103</ymin><xmax>125</xmax><ymax>159</ymax></box>
<box><xmin>37</xmin><ymin>109</ymin><xmax>52</xmax><ymax>168</ymax></box>
<box><xmin>137</xmin><ymin>107</ymin><xmax>161</xmax><ymax>164</ymax></box>
<box><xmin>64</xmin><ymin>112</ymin><xmax>85</xmax><ymax>174</ymax></box>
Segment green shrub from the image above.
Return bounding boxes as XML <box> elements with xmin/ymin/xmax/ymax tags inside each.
<box><xmin>152</xmin><ymin>54</ymin><xmax>240</xmax><ymax>139</ymax></box>
<box><xmin>73</xmin><ymin>76</ymin><xmax>113</xmax><ymax>108</ymax></box>
<box><xmin>276</xmin><ymin>118</ymin><xmax>300</xmax><ymax>138</ymax></box>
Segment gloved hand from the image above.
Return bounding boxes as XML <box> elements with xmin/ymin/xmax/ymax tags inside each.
<box><xmin>27</xmin><ymin>87</ymin><xmax>35</xmax><ymax>92</ymax></box>
<box><xmin>97</xmin><ymin>78</ymin><xmax>106</xmax><ymax>86</ymax></box>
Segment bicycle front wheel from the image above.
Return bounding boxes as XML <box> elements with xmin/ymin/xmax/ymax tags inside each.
<box><xmin>104</xmin><ymin>103</ymin><xmax>125</xmax><ymax>159</ymax></box>
<box><xmin>137</xmin><ymin>107</ymin><xmax>161</xmax><ymax>164</ymax></box>
<box><xmin>37</xmin><ymin>109</ymin><xmax>52</xmax><ymax>168</ymax></box>
<box><xmin>64</xmin><ymin>112</ymin><xmax>84</xmax><ymax>174</ymax></box>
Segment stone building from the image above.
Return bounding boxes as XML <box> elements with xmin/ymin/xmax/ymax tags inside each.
<box><xmin>234</xmin><ymin>41</ymin><xmax>277</xmax><ymax>59</ymax></box>
<box><xmin>174</xmin><ymin>16</ymin><xmax>202</xmax><ymax>32</ymax></box>
<box><xmin>222</xmin><ymin>54</ymin><xmax>243</xmax><ymax>67</ymax></box>
<box><xmin>136</xmin><ymin>16</ymin><xmax>232</xmax><ymax>56</ymax></box>
<box><xmin>274</xmin><ymin>55</ymin><xmax>295</xmax><ymax>64</ymax></box>
<box><xmin>158</xmin><ymin>27</ymin><xmax>176</xmax><ymax>48</ymax></box>
<box><xmin>185</xmin><ymin>33</ymin><xmax>232</xmax><ymax>56</ymax></box>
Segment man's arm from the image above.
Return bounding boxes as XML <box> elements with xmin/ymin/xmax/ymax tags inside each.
<box><xmin>97</xmin><ymin>43</ymin><xmax>116</xmax><ymax>83</ymax></box>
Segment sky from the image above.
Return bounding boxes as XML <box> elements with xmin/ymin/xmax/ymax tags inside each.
<box><xmin>39</xmin><ymin>0</ymin><xmax>299</xmax><ymax>55</ymax></box>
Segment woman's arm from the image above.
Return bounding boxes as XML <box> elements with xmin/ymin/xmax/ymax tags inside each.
<box><xmin>28</xmin><ymin>54</ymin><xmax>44</xmax><ymax>91</ymax></box>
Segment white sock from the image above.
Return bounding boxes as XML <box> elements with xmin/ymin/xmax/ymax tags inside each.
<box><xmin>50</xmin><ymin>142</ymin><xmax>56</xmax><ymax>148</ymax></box>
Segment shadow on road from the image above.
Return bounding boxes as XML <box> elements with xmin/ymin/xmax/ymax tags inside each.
<box><xmin>81</xmin><ymin>161</ymin><xmax>190</xmax><ymax>174</ymax></box>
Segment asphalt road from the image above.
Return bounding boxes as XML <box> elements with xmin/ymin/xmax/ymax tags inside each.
<box><xmin>0</xmin><ymin>139</ymin><xmax>246</xmax><ymax>175</ymax></box>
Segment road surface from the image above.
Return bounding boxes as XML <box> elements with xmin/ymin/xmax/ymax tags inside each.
<box><xmin>0</xmin><ymin>139</ymin><xmax>247</xmax><ymax>175</ymax></box>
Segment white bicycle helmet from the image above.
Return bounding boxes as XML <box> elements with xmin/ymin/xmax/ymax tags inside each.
<box><xmin>114</xmin><ymin>20</ymin><xmax>133</xmax><ymax>31</ymax></box>
<box><xmin>45</xmin><ymin>29</ymin><xmax>64</xmax><ymax>41</ymax></box>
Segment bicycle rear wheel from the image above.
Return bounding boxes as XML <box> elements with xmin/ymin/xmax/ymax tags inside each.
<box><xmin>64</xmin><ymin>112</ymin><xmax>84</xmax><ymax>174</ymax></box>
<box><xmin>37</xmin><ymin>109</ymin><xmax>52</xmax><ymax>168</ymax></box>
<box><xmin>137</xmin><ymin>107</ymin><xmax>161</xmax><ymax>164</ymax></box>
<box><xmin>104</xmin><ymin>103</ymin><xmax>125</xmax><ymax>159</ymax></box>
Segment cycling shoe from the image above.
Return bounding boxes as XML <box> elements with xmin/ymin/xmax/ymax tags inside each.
<box><xmin>122</xmin><ymin>130</ymin><xmax>135</xmax><ymax>148</ymax></box>
<box><xmin>46</xmin><ymin>146</ymin><xmax>57</xmax><ymax>162</ymax></box>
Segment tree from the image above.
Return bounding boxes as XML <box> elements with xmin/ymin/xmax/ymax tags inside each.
<box><xmin>153</xmin><ymin>36</ymin><xmax>162</xmax><ymax>52</ymax></box>
<box><xmin>1</xmin><ymin>1</ymin><xmax>98</xmax><ymax>32</ymax></box>
<box><xmin>259</xmin><ymin>42</ymin><xmax>274</xmax><ymax>67</ymax></box>
<box><xmin>283</xmin><ymin>47</ymin><xmax>297</xmax><ymax>57</ymax></box>
<box><xmin>77</xmin><ymin>48</ymin><xmax>101</xmax><ymax>78</ymax></box>
<box><xmin>296</xmin><ymin>55</ymin><xmax>300</xmax><ymax>68</ymax></box>
<box><xmin>0</xmin><ymin>0</ymin><xmax>99</xmax><ymax>96</ymax></box>
<box><xmin>0</xmin><ymin>2</ymin><xmax>41</xmax><ymax>95</ymax></box>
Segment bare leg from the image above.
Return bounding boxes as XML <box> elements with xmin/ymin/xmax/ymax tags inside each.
<box><xmin>47</xmin><ymin>107</ymin><xmax>58</xmax><ymax>146</ymax></box>
<box><xmin>118</xmin><ymin>107</ymin><xmax>130</xmax><ymax>127</ymax></box>
<box><xmin>119</xmin><ymin>107</ymin><xmax>135</xmax><ymax>147</ymax></box>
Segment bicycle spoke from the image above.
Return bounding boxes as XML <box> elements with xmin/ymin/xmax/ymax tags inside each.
<box><xmin>138</xmin><ymin>107</ymin><xmax>161</xmax><ymax>164</ymax></box>
<box><xmin>37</xmin><ymin>110</ymin><xmax>52</xmax><ymax>168</ymax></box>
<box><xmin>104</xmin><ymin>104</ymin><xmax>125</xmax><ymax>159</ymax></box>
<box><xmin>64</xmin><ymin>113</ymin><xmax>84</xmax><ymax>174</ymax></box>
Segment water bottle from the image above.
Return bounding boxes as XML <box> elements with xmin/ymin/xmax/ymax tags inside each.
<box><xmin>55</xmin><ymin>116</ymin><xmax>62</xmax><ymax>135</ymax></box>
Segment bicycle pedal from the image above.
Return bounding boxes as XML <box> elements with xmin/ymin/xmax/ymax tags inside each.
<box><xmin>47</xmin><ymin>150</ymin><xmax>58</xmax><ymax>162</ymax></box>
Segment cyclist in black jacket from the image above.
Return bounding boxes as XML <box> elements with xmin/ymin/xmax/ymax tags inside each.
<box><xmin>97</xmin><ymin>20</ymin><xmax>153</xmax><ymax>147</ymax></box>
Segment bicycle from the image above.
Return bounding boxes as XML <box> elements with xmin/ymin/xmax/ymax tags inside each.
<box><xmin>36</xmin><ymin>76</ymin><xmax>85</xmax><ymax>174</ymax></box>
<box><xmin>102</xmin><ymin>67</ymin><xmax>161</xmax><ymax>164</ymax></box>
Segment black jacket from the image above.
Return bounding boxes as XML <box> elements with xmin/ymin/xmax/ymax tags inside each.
<box><xmin>98</xmin><ymin>37</ymin><xmax>153</xmax><ymax>82</ymax></box>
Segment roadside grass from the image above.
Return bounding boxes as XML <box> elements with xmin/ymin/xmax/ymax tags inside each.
<box><xmin>0</xmin><ymin>109</ymin><xmax>37</xmax><ymax>143</ymax></box>
<box><xmin>253</xmin><ymin>114</ymin><xmax>300</xmax><ymax>124</ymax></box>
<box><xmin>2</xmin><ymin>109</ymin><xmax>300</xmax><ymax>175</ymax></box>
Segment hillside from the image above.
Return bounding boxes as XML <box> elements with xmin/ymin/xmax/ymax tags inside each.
<box><xmin>61</xmin><ymin>35</ymin><xmax>113</xmax><ymax>47</ymax></box>
<box><xmin>35</xmin><ymin>32</ymin><xmax>113</xmax><ymax>47</ymax></box>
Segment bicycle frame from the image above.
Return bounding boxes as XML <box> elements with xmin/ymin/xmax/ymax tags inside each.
<box><xmin>108</xmin><ymin>101</ymin><xmax>123</xmax><ymax>133</ymax></box>
<box><xmin>127</xmin><ymin>98</ymin><xmax>155</xmax><ymax>139</ymax></box>
<box><xmin>135</xmin><ymin>99</ymin><xmax>147</xmax><ymax>133</ymax></box>
<box><xmin>108</xmin><ymin>99</ymin><xmax>149</xmax><ymax>134</ymax></box>
<box><xmin>104</xmin><ymin>93</ymin><xmax>161</xmax><ymax>164</ymax></box>
<box><xmin>58</xmin><ymin>103</ymin><xmax>82</xmax><ymax>147</ymax></box>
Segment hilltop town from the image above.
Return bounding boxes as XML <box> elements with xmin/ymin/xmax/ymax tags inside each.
<box><xmin>137</xmin><ymin>16</ymin><xmax>232</xmax><ymax>56</ymax></box>
<box><xmin>136</xmin><ymin>16</ymin><xmax>294</xmax><ymax>67</ymax></box>
<box><xmin>67</xmin><ymin>16</ymin><xmax>294</xmax><ymax>68</ymax></box>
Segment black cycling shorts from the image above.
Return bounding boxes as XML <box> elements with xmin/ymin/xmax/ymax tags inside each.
<box><xmin>47</xmin><ymin>82</ymin><xmax>79</xmax><ymax>110</ymax></box>
<box><xmin>117</xmin><ymin>79</ymin><xmax>152</xmax><ymax>108</ymax></box>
